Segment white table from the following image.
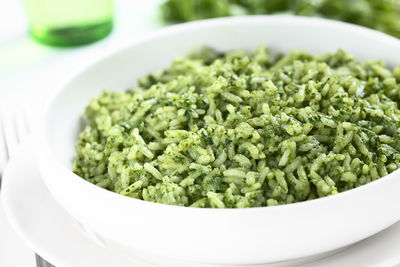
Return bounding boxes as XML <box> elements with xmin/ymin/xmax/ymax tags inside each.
<box><xmin>0</xmin><ymin>1</ymin><xmax>162</xmax><ymax>266</ymax></box>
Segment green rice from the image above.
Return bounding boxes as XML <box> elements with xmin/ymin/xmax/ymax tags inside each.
<box><xmin>72</xmin><ymin>46</ymin><xmax>400</xmax><ymax>208</ymax></box>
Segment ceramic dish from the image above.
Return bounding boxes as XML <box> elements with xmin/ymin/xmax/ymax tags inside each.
<box><xmin>4</xmin><ymin>139</ymin><xmax>400</xmax><ymax>266</ymax></box>
<box><xmin>37</xmin><ymin>16</ymin><xmax>400</xmax><ymax>265</ymax></box>
<box><xmin>5</xmin><ymin>138</ymin><xmax>400</xmax><ymax>267</ymax></box>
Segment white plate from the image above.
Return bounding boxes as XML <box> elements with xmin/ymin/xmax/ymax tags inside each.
<box><xmin>1</xmin><ymin>139</ymin><xmax>152</xmax><ymax>267</ymax></box>
<box><xmin>2</xmin><ymin>138</ymin><xmax>400</xmax><ymax>267</ymax></box>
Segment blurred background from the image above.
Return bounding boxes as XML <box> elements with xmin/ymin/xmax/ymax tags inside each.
<box><xmin>161</xmin><ymin>0</ymin><xmax>400</xmax><ymax>37</ymax></box>
<box><xmin>1</xmin><ymin>0</ymin><xmax>399</xmax><ymax>105</ymax></box>
<box><xmin>0</xmin><ymin>0</ymin><xmax>162</xmax><ymax>107</ymax></box>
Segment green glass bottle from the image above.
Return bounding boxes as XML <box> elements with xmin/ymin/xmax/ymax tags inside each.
<box><xmin>24</xmin><ymin>0</ymin><xmax>114</xmax><ymax>46</ymax></box>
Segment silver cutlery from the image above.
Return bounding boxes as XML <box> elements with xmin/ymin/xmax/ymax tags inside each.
<box><xmin>0</xmin><ymin>102</ymin><xmax>55</xmax><ymax>267</ymax></box>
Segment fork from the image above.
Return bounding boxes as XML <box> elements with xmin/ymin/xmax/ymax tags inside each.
<box><xmin>0</xmin><ymin>102</ymin><xmax>55</xmax><ymax>267</ymax></box>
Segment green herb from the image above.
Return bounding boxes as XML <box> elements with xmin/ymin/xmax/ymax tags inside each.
<box><xmin>160</xmin><ymin>0</ymin><xmax>400</xmax><ymax>39</ymax></box>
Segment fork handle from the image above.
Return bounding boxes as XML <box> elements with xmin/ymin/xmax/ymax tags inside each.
<box><xmin>35</xmin><ymin>254</ymin><xmax>54</xmax><ymax>267</ymax></box>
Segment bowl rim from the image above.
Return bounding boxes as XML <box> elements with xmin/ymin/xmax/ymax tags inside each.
<box><xmin>39</xmin><ymin>15</ymin><xmax>400</xmax><ymax>214</ymax></box>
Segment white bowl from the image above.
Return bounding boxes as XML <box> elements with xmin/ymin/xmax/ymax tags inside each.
<box><xmin>37</xmin><ymin>16</ymin><xmax>400</xmax><ymax>265</ymax></box>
